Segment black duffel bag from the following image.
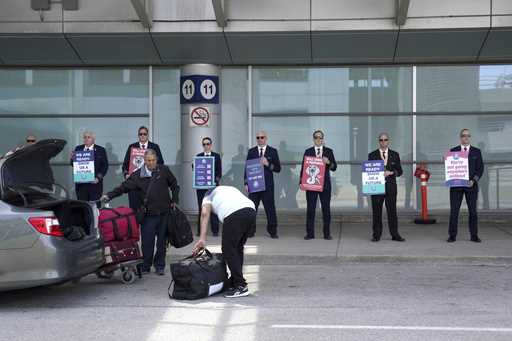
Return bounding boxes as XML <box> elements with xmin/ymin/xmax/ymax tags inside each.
<box><xmin>166</xmin><ymin>206</ymin><xmax>193</xmax><ymax>248</ymax></box>
<box><xmin>168</xmin><ymin>248</ymin><xmax>228</xmax><ymax>300</ymax></box>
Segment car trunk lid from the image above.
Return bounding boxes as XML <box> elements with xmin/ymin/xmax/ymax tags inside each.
<box><xmin>0</xmin><ymin>139</ymin><xmax>66</xmax><ymax>203</ymax></box>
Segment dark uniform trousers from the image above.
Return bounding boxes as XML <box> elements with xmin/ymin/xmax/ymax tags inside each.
<box><xmin>249</xmin><ymin>190</ymin><xmax>277</xmax><ymax>236</ymax></box>
<box><xmin>222</xmin><ymin>208</ymin><xmax>256</xmax><ymax>288</ymax></box>
<box><xmin>306</xmin><ymin>185</ymin><xmax>332</xmax><ymax>238</ymax></box>
<box><xmin>449</xmin><ymin>185</ymin><xmax>479</xmax><ymax>239</ymax></box>
<box><xmin>371</xmin><ymin>182</ymin><xmax>400</xmax><ymax>239</ymax></box>
<box><xmin>76</xmin><ymin>182</ymin><xmax>103</xmax><ymax>208</ymax></box>
<box><xmin>141</xmin><ymin>213</ymin><xmax>167</xmax><ymax>272</ymax></box>
<box><xmin>196</xmin><ymin>189</ymin><xmax>220</xmax><ymax>235</ymax></box>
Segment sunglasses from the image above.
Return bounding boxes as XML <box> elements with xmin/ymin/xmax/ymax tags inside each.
<box><xmin>139</xmin><ymin>132</ymin><xmax>148</xmax><ymax>136</ymax></box>
<box><xmin>379</xmin><ymin>139</ymin><xmax>389</xmax><ymax>142</ymax></box>
<box><xmin>26</xmin><ymin>139</ymin><xmax>36</xmax><ymax>143</ymax></box>
<box><xmin>256</xmin><ymin>136</ymin><xmax>266</xmax><ymax>140</ymax></box>
<box><xmin>461</xmin><ymin>134</ymin><xmax>471</xmax><ymax>138</ymax></box>
<box><xmin>202</xmin><ymin>143</ymin><xmax>211</xmax><ymax>146</ymax></box>
<box><xmin>314</xmin><ymin>136</ymin><xmax>323</xmax><ymax>139</ymax></box>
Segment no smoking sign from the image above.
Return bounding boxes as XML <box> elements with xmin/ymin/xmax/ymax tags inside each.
<box><xmin>190</xmin><ymin>107</ymin><xmax>210</xmax><ymax>127</ymax></box>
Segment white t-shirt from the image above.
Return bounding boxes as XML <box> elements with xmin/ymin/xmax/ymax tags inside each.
<box><xmin>202</xmin><ymin>186</ymin><xmax>255</xmax><ymax>222</ymax></box>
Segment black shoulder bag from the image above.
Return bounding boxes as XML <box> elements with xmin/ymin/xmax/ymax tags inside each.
<box><xmin>136</xmin><ymin>174</ymin><xmax>156</xmax><ymax>224</ymax></box>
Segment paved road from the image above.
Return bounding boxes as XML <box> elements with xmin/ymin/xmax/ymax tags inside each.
<box><xmin>1</xmin><ymin>264</ymin><xmax>512</xmax><ymax>341</ymax></box>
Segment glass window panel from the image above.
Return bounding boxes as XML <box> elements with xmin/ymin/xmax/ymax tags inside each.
<box><xmin>220</xmin><ymin>67</ymin><xmax>249</xmax><ymax>193</ymax></box>
<box><xmin>73</xmin><ymin>68</ymin><xmax>149</xmax><ymax>114</ymax></box>
<box><xmin>252</xmin><ymin>67</ymin><xmax>412</xmax><ymax>114</ymax></box>
<box><xmin>493</xmin><ymin>164</ymin><xmax>512</xmax><ymax>209</ymax></box>
<box><xmin>416</xmin><ymin>114</ymin><xmax>512</xmax><ymax>162</ymax></box>
<box><xmin>0</xmin><ymin>69</ymin><xmax>73</xmax><ymax>114</ymax></box>
<box><xmin>253</xmin><ymin>115</ymin><xmax>413</xmax><ymax>162</ymax></box>
<box><xmin>0</xmin><ymin>117</ymin><xmax>148</xmax><ymax>165</ymax></box>
<box><xmin>153</xmin><ymin>67</ymin><xmax>181</xmax><ymax>167</ymax></box>
<box><xmin>417</xmin><ymin>65</ymin><xmax>512</xmax><ymax>112</ymax></box>
<box><xmin>0</xmin><ymin>68</ymin><xmax>149</xmax><ymax>115</ymax></box>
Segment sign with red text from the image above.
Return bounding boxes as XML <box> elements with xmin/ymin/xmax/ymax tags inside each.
<box><xmin>300</xmin><ymin>156</ymin><xmax>325</xmax><ymax>192</ymax></box>
<box><xmin>444</xmin><ymin>151</ymin><xmax>469</xmax><ymax>187</ymax></box>
<box><xmin>128</xmin><ymin>147</ymin><xmax>145</xmax><ymax>175</ymax></box>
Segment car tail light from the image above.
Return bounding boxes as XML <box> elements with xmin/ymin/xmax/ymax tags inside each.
<box><xmin>28</xmin><ymin>216</ymin><xmax>64</xmax><ymax>237</ymax></box>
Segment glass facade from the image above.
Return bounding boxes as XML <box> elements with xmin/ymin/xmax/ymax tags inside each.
<box><xmin>1</xmin><ymin>65</ymin><xmax>511</xmax><ymax>210</ymax></box>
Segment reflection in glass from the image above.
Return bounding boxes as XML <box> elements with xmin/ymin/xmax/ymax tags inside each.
<box><xmin>153</xmin><ymin>67</ymin><xmax>181</xmax><ymax>166</ymax></box>
<box><xmin>253</xmin><ymin>67</ymin><xmax>412</xmax><ymax>114</ymax></box>
<box><xmin>417</xmin><ymin>115</ymin><xmax>512</xmax><ymax>162</ymax></box>
<box><xmin>418</xmin><ymin>65</ymin><xmax>512</xmax><ymax>112</ymax></box>
<box><xmin>0</xmin><ymin>117</ymin><xmax>147</xmax><ymax>165</ymax></box>
<box><xmin>0</xmin><ymin>68</ymin><xmax>149</xmax><ymax>115</ymax></box>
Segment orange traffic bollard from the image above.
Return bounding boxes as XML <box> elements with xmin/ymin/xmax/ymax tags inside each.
<box><xmin>414</xmin><ymin>163</ymin><xmax>436</xmax><ymax>224</ymax></box>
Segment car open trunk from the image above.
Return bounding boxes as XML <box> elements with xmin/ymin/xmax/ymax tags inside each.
<box><xmin>31</xmin><ymin>199</ymin><xmax>95</xmax><ymax>238</ymax></box>
<box><xmin>0</xmin><ymin>139</ymin><xmax>96</xmax><ymax>241</ymax></box>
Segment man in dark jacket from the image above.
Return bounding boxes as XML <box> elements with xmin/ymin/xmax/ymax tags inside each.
<box><xmin>102</xmin><ymin>149</ymin><xmax>179</xmax><ymax>275</ymax></box>
<box><xmin>368</xmin><ymin>132</ymin><xmax>404</xmax><ymax>242</ymax></box>
<box><xmin>300</xmin><ymin>130</ymin><xmax>337</xmax><ymax>240</ymax></box>
<box><xmin>122</xmin><ymin>126</ymin><xmax>164</xmax><ymax>211</ymax></box>
<box><xmin>447</xmin><ymin>128</ymin><xmax>484</xmax><ymax>243</ymax></box>
<box><xmin>195</xmin><ymin>137</ymin><xmax>222</xmax><ymax>236</ymax></box>
<box><xmin>71</xmin><ymin>131</ymin><xmax>108</xmax><ymax>208</ymax></box>
<box><xmin>244</xmin><ymin>131</ymin><xmax>281</xmax><ymax>239</ymax></box>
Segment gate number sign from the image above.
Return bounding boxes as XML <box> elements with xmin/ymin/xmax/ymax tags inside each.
<box><xmin>180</xmin><ymin>75</ymin><xmax>219</xmax><ymax>104</ymax></box>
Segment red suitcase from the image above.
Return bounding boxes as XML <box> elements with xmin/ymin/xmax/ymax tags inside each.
<box><xmin>99</xmin><ymin>207</ymin><xmax>140</xmax><ymax>242</ymax></box>
<box><xmin>104</xmin><ymin>239</ymin><xmax>142</xmax><ymax>266</ymax></box>
<box><xmin>97</xmin><ymin>239</ymin><xmax>143</xmax><ymax>284</ymax></box>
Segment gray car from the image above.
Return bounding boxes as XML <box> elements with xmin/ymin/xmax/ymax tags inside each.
<box><xmin>0</xmin><ymin>139</ymin><xmax>104</xmax><ymax>291</ymax></box>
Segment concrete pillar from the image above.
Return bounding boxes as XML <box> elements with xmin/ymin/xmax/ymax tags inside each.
<box><xmin>180</xmin><ymin>64</ymin><xmax>220</xmax><ymax>211</ymax></box>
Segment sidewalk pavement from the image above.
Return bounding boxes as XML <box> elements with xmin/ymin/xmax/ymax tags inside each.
<box><xmin>169</xmin><ymin>222</ymin><xmax>512</xmax><ymax>266</ymax></box>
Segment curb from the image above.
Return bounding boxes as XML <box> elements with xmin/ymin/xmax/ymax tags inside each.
<box><xmin>169</xmin><ymin>254</ymin><xmax>512</xmax><ymax>266</ymax></box>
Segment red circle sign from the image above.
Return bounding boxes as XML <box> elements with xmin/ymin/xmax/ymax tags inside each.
<box><xmin>190</xmin><ymin>107</ymin><xmax>210</xmax><ymax>126</ymax></box>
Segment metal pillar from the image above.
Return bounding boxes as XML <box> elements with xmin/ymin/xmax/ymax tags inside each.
<box><xmin>180</xmin><ymin>64</ymin><xmax>221</xmax><ymax>211</ymax></box>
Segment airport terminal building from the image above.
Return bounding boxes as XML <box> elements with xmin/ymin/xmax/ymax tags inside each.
<box><xmin>1</xmin><ymin>0</ymin><xmax>512</xmax><ymax>212</ymax></box>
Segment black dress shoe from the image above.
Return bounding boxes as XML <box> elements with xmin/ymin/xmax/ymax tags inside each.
<box><xmin>304</xmin><ymin>235</ymin><xmax>314</xmax><ymax>240</ymax></box>
<box><xmin>371</xmin><ymin>237</ymin><xmax>380</xmax><ymax>242</ymax></box>
<box><xmin>324</xmin><ymin>235</ymin><xmax>333</xmax><ymax>240</ymax></box>
<box><xmin>212</xmin><ymin>232</ymin><xmax>219</xmax><ymax>237</ymax></box>
<box><xmin>447</xmin><ymin>237</ymin><xmax>456</xmax><ymax>243</ymax></box>
<box><xmin>270</xmin><ymin>234</ymin><xmax>279</xmax><ymax>239</ymax></box>
<box><xmin>392</xmin><ymin>237</ymin><xmax>406</xmax><ymax>242</ymax></box>
<box><xmin>470</xmin><ymin>237</ymin><xmax>482</xmax><ymax>243</ymax></box>
<box><xmin>248</xmin><ymin>233</ymin><xmax>255</xmax><ymax>238</ymax></box>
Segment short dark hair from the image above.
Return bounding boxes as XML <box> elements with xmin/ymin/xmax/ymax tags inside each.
<box><xmin>202</xmin><ymin>137</ymin><xmax>212</xmax><ymax>144</ymax></box>
<box><xmin>138</xmin><ymin>126</ymin><xmax>149</xmax><ymax>134</ymax></box>
<box><xmin>313</xmin><ymin>130</ymin><xmax>324</xmax><ymax>138</ymax></box>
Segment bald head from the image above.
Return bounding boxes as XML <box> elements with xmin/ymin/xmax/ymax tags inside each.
<box><xmin>25</xmin><ymin>135</ymin><xmax>36</xmax><ymax>145</ymax></box>
<box><xmin>378</xmin><ymin>132</ymin><xmax>390</xmax><ymax>149</ymax></box>
<box><xmin>256</xmin><ymin>130</ymin><xmax>268</xmax><ymax>146</ymax></box>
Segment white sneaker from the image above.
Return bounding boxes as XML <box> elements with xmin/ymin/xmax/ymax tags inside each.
<box><xmin>224</xmin><ymin>285</ymin><xmax>249</xmax><ymax>298</ymax></box>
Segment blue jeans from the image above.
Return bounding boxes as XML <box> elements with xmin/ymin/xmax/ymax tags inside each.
<box><xmin>141</xmin><ymin>214</ymin><xmax>167</xmax><ymax>271</ymax></box>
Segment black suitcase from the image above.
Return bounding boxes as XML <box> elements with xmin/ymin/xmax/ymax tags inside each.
<box><xmin>168</xmin><ymin>249</ymin><xmax>228</xmax><ymax>300</ymax></box>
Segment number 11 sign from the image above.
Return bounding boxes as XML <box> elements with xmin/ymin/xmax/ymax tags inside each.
<box><xmin>180</xmin><ymin>75</ymin><xmax>219</xmax><ymax>104</ymax></box>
